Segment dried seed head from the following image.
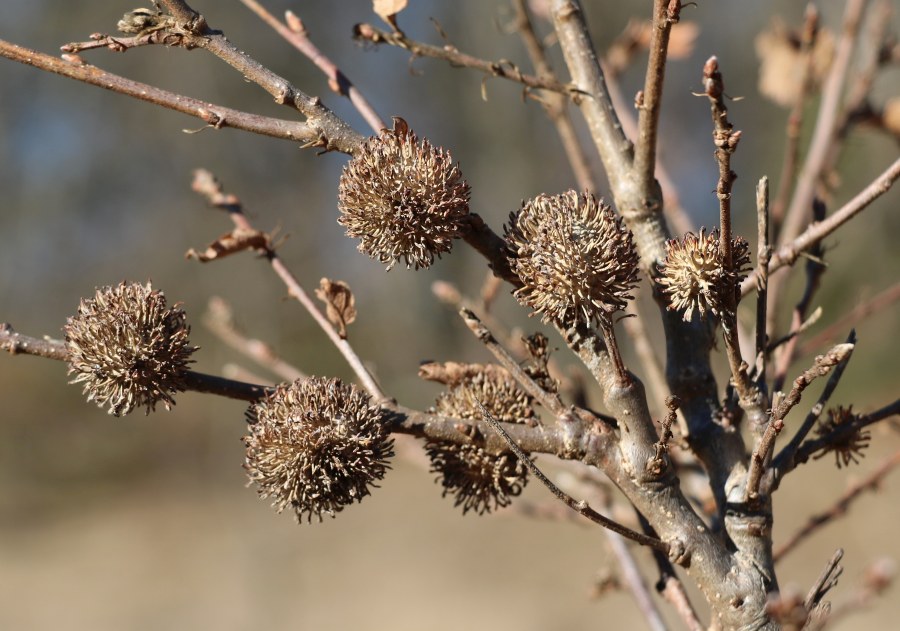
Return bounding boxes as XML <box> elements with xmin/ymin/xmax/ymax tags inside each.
<box><xmin>658</xmin><ymin>228</ymin><xmax>752</xmax><ymax>321</ymax></box>
<box><xmin>338</xmin><ymin>117</ymin><xmax>470</xmax><ymax>270</ymax></box>
<box><xmin>426</xmin><ymin>369</ymin><xmax>534</xmax><ymax>515</ymax></box>
<box><xmin>244</xmin><ymin>377</ymin><xmax>394</xmax><ymax>523</ymax></box>
<box><xmin>505</xmin><ymin>191</ymin><xmax>639</xmax><ymax>326</ymax></box>
<box><xmin>814</xmin><ymin>405</ymin><xmax>870</xmax><ymax>468</ymax></box>
<box><xmin>64</xmin><ymin>282</ymin><xmax>196</xmax><ymax>416</ymax></box>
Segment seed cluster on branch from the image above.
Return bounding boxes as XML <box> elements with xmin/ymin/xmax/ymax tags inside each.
<box><xmin>337</xmin><ymin>117</ymin><xmax>470</xmax><ymax>270</ymax></box>
<box><xmin>505</xmin><ymin>190</ymin><xmax>640</xmax><ymax>326</ymax></box>
<box><xmin>64</xmin><ymin>281</ymin><xmax>196</xmax><ymax>416</ymax></box>
<box><xmin>244</xmin><ymin>377</ymin><xmax>395</xmax><ymax>523</ymax></box>
<box><xmin>426</xmin><ymin>368</ymin><xmax>536</xmax><ymax>515</ymax></box>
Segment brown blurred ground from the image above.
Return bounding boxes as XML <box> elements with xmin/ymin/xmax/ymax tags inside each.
<box><xmin>1</xmin><ymin>1</ymin><xmax>898</xmax><ymax>629</ymax></box>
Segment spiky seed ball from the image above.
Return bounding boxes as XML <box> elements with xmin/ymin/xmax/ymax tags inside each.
<box><xmin>64</xmin><ymin>281</ymin><xmax>196</xmax><ymax>416</ymax></box>
<box><xmin>505</xmin><ymin>191</ymin><xmax>640</xmax><ymax>326</ymax></box>
<box><xmin>426</xmin><ymin>369</ymin><xmax>535</xmax><ymax>515</ymax></box>
<box><xmin>658</xmin><ymin>228</ymin><xmax>752</xmax><ymax>321</ymax></box>
<box><xmin>338</xmin><ymin>117</ymin><xmax>471</xmax><ymax>270</ymax></box>
<box><xmin>244</xmin><ymin>377</ymin><xmax>394</xmax><ymax>523</ymax></box>
<box><xmin>814</xmin><ymin>405</ymin><xmax>870</xmax><ymax>469</ymax></box>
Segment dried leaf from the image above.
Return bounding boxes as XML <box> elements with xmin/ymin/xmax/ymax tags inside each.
<box><xmin>755</xmin><ymin>18</ymin><xmax>834</xmax><ymax>108</ymax></box>
<box><xmin>373</xmin><ymin>0</ymin><xmax>407</xmax><ymax>25</ymax></box>
<box><xmin>185</xmin><ymin>228</ymin><xmax>269</xmax><ymax>262</ymax></box>
<box><xmin>883</xmin><ymin>98</ymin><xmax>900</xmax><ymax>138</ymax></box>
<box><xmin>418</xmin><ymin>361</ymin><xmax>509</xmax><ymax>387</ymax></box>
<box><xmin>315</xmin><ymin>278</ymin><xmax>357</xmax><ymax>339</ymax></box>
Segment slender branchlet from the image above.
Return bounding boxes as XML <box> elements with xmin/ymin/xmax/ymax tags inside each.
<box><xmin>745</xmin><ymin>343</ymin><xmax>855</xmax><ymax>501</ymax></box>
<box><xmin>477</xmin><ymin>402</ymin><xmax>671</xmax><ymax>554</ymax></box>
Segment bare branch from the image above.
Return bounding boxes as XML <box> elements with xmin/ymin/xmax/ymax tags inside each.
<box><xmin>460</xmin><ymin>309</ymin><xmax>566</xmax><ymax>416</ymax></box>
<box><xmin>754</xmin><ymin>176</ymin><xmax>771</xmax><ymax>381</ymax></box>
<box><xmin>633</xmin><ymin>0</ymin><xmax>682</xmax><ymax>196</ymax></box>
<box><xmin>477</xmin><ymin>402</ymin><xmax>671</xmax><ymax>553</ymax></box>
<box><xmin>189</xmin><ymin>169</ymin><xmax>385</xmax><ymax>400</ymax></box>
<box><xmin>510</xmin><ymin>0</ymin><xmax>596</xmax><ymax>193</ymax></box>
<box><xmin>745</xmin><ymin>343</ymin><xmax>855</xmax><ymax>501</ymax></box>
<box><xmin>800</xmin><ymin>283</ymin><xmax>900</xmax><ymax>356</ymax></box>
<box><xmin>239</xmin><ymin>0</ymin><xmax>386</xmax><ymax>134</ymax></box>
<box><xmin>741</xmin><ymin>156</ymin><xmax>900</xmax><ymax>297</ymax></box>
<box><xmin>157</xmin><ymin>0</ymin><xmax>365</xmax><ymax>154</ymax></box>
<box><xmin>775</xmin><ymin>449</ymin><xmax>900</xmax><ymax>562</ymax></box>
<box><xmin>770</xmin><ymin>330</ymin><xmax>856</xmax><ymax>488</ymax></box>
<box><xmin>0</xmin><ymin>38</ymin><xmax>315</xmax><ymax>142</ymax></box>
<box><xmin>352</xmin><ymin>22</ymin><xmax>575</xmax><ymax>96</ymax></box>
<box><xmin>203</xmin><ymin>297</ymin><xmax>306</xmax><ymax>382</ymax></box>
<box><xmin>778</xmin><ymin>0</ymin><xmax>868</xmax><ymax>248</ymax></box>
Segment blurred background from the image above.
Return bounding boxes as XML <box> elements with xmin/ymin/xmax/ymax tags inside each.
<box><xmin>1</xmin><ymin>1</ymin><xmax>898</xmax><ymax>629</ymax></box>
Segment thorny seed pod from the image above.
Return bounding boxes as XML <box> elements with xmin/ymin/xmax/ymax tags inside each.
<box><xmin>426</xmin><ymin>369</ymin><xmax>536</xmax><ymax>515</ymax></box>
<box><xmin>505</xmin><ymin>191</ymin><xmax>640</xmax><ymax>326</ymax></box>
<box><xmin>244</xmin><ymin>377</ymin><xmax>394</xmax><ymax>523</ymax></box>
<box><xmin>658</xmin><ymin>228</ymin><xmax>752</xmax><ymax>321</ymax></box>
<box><xmin>814</xmin><ymin>405</ymin><xmax>871</xmax><ymax>468</ymax></box>
<box><xmin>64</xmin><ymin>281</ymin><xmax>196</xmax><ymax>416</ymax></box>
<box><xmin>338</xmin><ymin>117</ymin><xmax>471</xmax><ymax>270</ymax></box>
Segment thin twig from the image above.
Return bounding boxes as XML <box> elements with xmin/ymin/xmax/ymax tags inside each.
<box><xmin>157</xmin><ymin>0</ymin><xmax>365</xmax><ymax>154</ymax></box>
<box><xmin>765</xmin><ymin>307</ymin><xmax>823</xmax><ymax>355</ymax></box>
<box><xmin>0</xmin><ymin>39</ymin><xmax>315</xmax><ymax>142</ymax></box>
<box><xmin>603</xmin><ymin>529</ymin><xmax>669</xmax><ymax>631</ymax></box>
<box><xmin>768</xmin><ymin>329</ymin><xmax>854</xmax><ymax>490</ymax></box>
<box><xmin>633</xmin><ymin>0</ymin><xmax>682</xmax><ymax>197</ymax></box>
<box><xmin>352</xmin><ymin>22</ymin><xmax>575</xmax><ymax>96</ymax></box>
<box><xmin>0</xmin><ymin>324</ymin><xmax>269</xmax><ymax>402</ymax></box>
<box><xmin>799</xmin><ymin>282</ymin><xmax>900</xmax><ymax>356</ymax></box>
<box><xmin>741</xmin><ymin>156</ymin><xmax>900</xmax><ymax>297</ymax></box>
<box><xmin>477</xmin><ymin>402</ymin><xmax>671</xmax><ymax>553</ymax></box>
<box><xmin>510</xmin><ymin>0</ymin><xmax>596</xmax><ymax>192</ymax></box>
<box><xmin>745</xmin><ymin>342</ymin><xmax>855</xmax><ymax>501</ymax></box>
<box><xmin>772</xmin><ymin>199</ymin><xmax>827</xmax><ymax>392</ymax></box>
<box><xmin>769</xmin><ymin>5</ymin><xmax>821</xmax><ymax>232</ymax></box>
<box><xmin>774</xmin><ymin>448</ymin><xmax>900</xmax><ymax>562</ymax></box>
<box><xmin>636</xmin><ymin>512</ymin><xmax>704</xmax><ymax>631</ymax></box>
<box><xmin>238</xmin><ymin>0</ymin><xmax>385</xmax><ymax>133</ymax></box>
<box><xmin>0</xmin><ymin>323</ymin><xmax>607</xmax><ymax>458</ymax></box>
<box><xmin>754</xmin><ymin>176</ymin><xmax>771</xmax><ymax>382</ymax></box>
<box><xmin>189</xmin><ymin>169</ymin><xmax>385</xmax><ymax>400</ymax></box>
<box><xmin>203</xmin><ymin>296</ymin><xmax>305</xmax><ymax>382</ymax></box>
<box><xmin>778</xmin><ymin>0</ymin><xmax>869</xmax><ymax>248</ymax></box>
<box><xmin>702</xmin><ymin>56</ymin><xmax>763</xmax><ymax>430</ymax></box>
<box><xmin>460</xmin><ymin>308</ymin><xmax>566</xmax><ymax>416</ymax></box>
<box><xmin>805</xmin><ymin>549</ymin><xmax>844</xmax><ymax>612</ymax></box>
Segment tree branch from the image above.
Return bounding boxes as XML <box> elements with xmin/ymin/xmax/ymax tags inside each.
<box><xmin>0</xmin><ymin>38</ymin><xmax>315</xmax><ymax>142</ymax></box>
<box><xmin>239</xmin><ymin>0</ymin><xmax>386</xmax><ymax>134</ymax></box>
<box><xmin>774</xmin><ymin>448</ymin><xmax>900</xmax><ymax>562</ymax></box>
<box><xmin>741</xmin><ymin>156</ymin><xmax>900</xmax><ymax>297</ymax></box>
<box><xmin>189</xmin><ymin>169</ymin><xmax>385</xmax><ymax>400</ymax></box>
<box><xmin>633</xmin><ymin>0</ymin><xmax>681</xmax><ymax>197</ymax></box>
<box><xmin>352</xmin><ymin>22</ymin><xmax>575</xmax><ymax>96</ymax></box>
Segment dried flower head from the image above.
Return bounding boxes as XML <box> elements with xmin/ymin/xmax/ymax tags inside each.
<box><xmin>814</xmin><ymin>405</ymin><xmax>870</xmax><ymax>468</ymax></box>
<box><xmin>505</xmin><ymin>191</ymin><xmax>639</xmax><ymax>326</ymax></box>
<box><xmin>64</xmin><ymin>281</ymin><xmax>196</xmax><ymax>416</ymax></box>
<box><xmin>244</xmin><ymin>377</ymin><xmax>394</xmax><ymax>523</ymax></box>
<box><xmin>338</xmin><ymin>117</ymin><xmax>470</xmax><ymax>270</ymax></box>
<box><xmin>426</xmin><ymin>369</ymin><xmax>535</xmax><ymax>515</ymax></box>
<box><xmin>658</xmin><ymin>228</ymin><xmax>752</xmax><ymax>321</ymax></box>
